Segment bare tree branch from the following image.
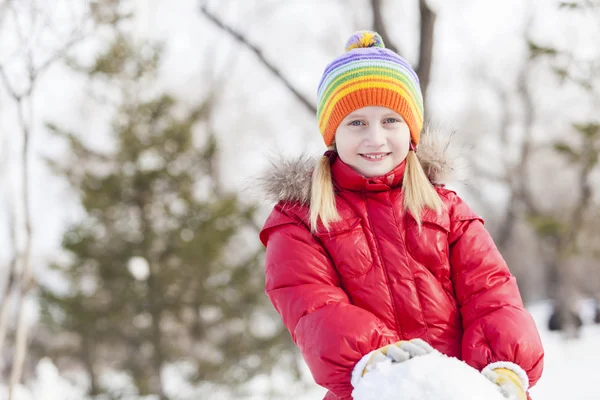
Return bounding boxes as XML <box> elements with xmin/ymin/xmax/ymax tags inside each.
<box><xmin>564</xmin><ymin>132</ymin><xmax>597</xmax><ymax>248</ymax></box>
<box><xmin>416</xmin><ymin>0</ymin><xmax>436</xmax><ymax>101</ymax></box>
<box><xmin>0</xmin><ymin>4</ymin><xmax>89</xmax><ymax>397</ymax></box>
<box><xmin>199</xmin><ymin>5</ymin><xmax>316</xmax><ymax>115</ymax></box>
<box><xmin>494</xmin><ymin>17</ymin><xmax>541</xmax><ymax>250</ymax></box>
<box><xmin>0</xmin><ymin>49</ymin><xmax>14</xmax><ymax>371</ymax></box>
<box><xmin>370</xmin><ymin>0</ymin><xmax>436</xmax><ymax>104</ymax></box>
<box><xmin>552</xmin><ymin>139</ymin><xmax>596</xmax><ymax>337</ymax></box>
<box><xmin>469</xmin><ymin>64</ymin><xmax>521</xmax><ymax>248</ymax></box>
<box><xmin>0</xmin><ymin>29</ymin><xmax>86</xmax><ymax>100</ymax></box>
<box><xmin>0</xmin><ymin>65</ymin><xmax>21</xmax><ymax>100</ymax></box>
<box><xmin>8</xmin><ymin>90</ymin><xmax>34</xmax><ymax>400</ymax></box>
<box><xmin>491</xmin><ymin>71</ymin><xmax>524</xmax><ymax>248</ymax></box>
<box><xmin>7</xmin><ymin>0</ymin><xmax>24</xmax><ymax>44</ymax></box>
<box><xmin>0</xmin><ymin>0</ymin><xmax>10</xmax><ymax>29</ymax></box>
<box><xmin>0</xmin><ymin>259</ymin><xmax>17</xmax><ymax>351</ymax></box>
<box><xmin>516</xmin><ymin>65</ymin><xmax>537</xmax><ymax>209</ymax></box>
<box><xmin>370</xmin><ymin>0</ymin><xmax>400</xmax><ymax>54</ymax></box>
<box><xmin>0</xmin><ymin>198</ymin><xmax>18</xmax><ymax>369</ymax></box>
<box><xmin>39</xmin><ymin>27</ymin><xmax>87</xmax><ymax>70</ymax></box>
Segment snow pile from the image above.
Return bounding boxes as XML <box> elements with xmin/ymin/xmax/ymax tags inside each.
<box><xmin>352</xmin><ymin>352</ymin><xmax>507</xmax><ymax>400</ymax></box>
<box><xmin>0</xmin><ymin>358</ymin><xmax>87</xmax><ymax>400</ymax></box>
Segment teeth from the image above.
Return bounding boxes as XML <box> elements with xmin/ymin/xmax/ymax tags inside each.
<box><xmin>364</xmin><ymin>154</ymin><xmax>386</xmax><ymax>159</ymax></box>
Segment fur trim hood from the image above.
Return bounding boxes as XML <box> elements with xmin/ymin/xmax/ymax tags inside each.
<box><xmin>258</xmin><ymin>126</ymin><xmax>461</xmax><ymax>205</ymax></box>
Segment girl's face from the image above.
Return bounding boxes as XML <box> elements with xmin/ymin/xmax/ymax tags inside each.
<box><xmin>334</xmin><ymin>106</ymin><xmax>410</xmax><ymax>178</ymax></box>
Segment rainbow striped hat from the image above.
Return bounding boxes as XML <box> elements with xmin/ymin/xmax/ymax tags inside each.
<box><xmin>316</xmin><ymin>30</ymin><xmax>424</xmax><ymax>146</ymax></box>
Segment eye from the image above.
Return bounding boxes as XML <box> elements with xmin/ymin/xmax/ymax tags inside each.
<box><xmin>348</xmin><ymin>120</ymin><xmax>364</xmax><ymax>126</ymax></box>
<box><xmin>383</xmin><ymin>117</ymin><xmax>401</xmax><ymax>124</ymax></box>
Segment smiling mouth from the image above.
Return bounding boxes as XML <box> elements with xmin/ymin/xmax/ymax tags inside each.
<box><xmin>360</xmin><ymin>152</ymin><xmax>391</xmax><ymax>161</ymax></box>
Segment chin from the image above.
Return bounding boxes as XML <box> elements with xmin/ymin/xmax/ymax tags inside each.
<box><xmin>358</xmin><ymin>165</ymin><xmax>394</xmax><ymax>178</ymax></box>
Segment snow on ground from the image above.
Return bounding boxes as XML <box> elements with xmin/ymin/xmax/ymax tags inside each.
<box><xmin>527</xmin><ymin>300</ymin><xmax>599</xmax><ymax>400</ymax></box>
<box><xmin>1</xmin><ymin>299</ymin><xmax>598</xmax><ymax>400</ymax></box>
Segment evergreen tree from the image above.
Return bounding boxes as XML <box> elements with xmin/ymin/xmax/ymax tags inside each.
<box><xmin>38</xmin><ymin>4</ymin><xmax>294</xmax><ymax>398</ymax></box>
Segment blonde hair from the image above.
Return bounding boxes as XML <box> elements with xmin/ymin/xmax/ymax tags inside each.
<box><xmin>310</xmin><ymin>146</ymin><xmax>341</xmax><ymax>232</ymax></box>
<box><xmin>402</xmin><ymin>150</ymin><xmax>444</xmax><ymax>224</ymax></box>
<box><xmin>309</xmin><ymin>149</ymin><xmax>443</xmax><ymax>232</ymax></box>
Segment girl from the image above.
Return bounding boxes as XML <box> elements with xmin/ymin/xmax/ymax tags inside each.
<box><xmin>259</xmin><ymin>31</ymin><xmax>543</xmax><ymax>400</ymax></box>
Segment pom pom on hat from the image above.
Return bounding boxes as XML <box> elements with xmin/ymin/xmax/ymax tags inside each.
<box><xmin>345</xmin><ymin>30</ymin><xmax>385</xmax><ymax>51</ymax></box>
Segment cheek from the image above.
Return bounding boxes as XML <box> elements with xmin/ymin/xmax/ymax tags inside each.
<box><xmin>335</xmin><ymin>142</ymin><xmax>355</xmax><ymax>165</ymax></box>
<box><xmin>390</xmin><ymin>127</ymin><xmax>411</xmax><ymax>151</ymax></box>
<box><xmin>334</xmin><ymin>130</ymin><xmax>357</xmax><ymax>158</ymax></box>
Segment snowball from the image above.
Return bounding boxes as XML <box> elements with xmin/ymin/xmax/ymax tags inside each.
<box><xmin>352</xmin><ymin>352</ymin><xmax>509</xmax><ymax>400</ymax></box>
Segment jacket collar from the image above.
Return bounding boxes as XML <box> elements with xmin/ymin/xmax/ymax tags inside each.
<box><xmin>328</xmin><ymin>151</ymin><xmax>407</xmax><ymax>192</ymax></box>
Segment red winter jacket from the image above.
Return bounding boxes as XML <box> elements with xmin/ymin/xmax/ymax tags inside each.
<box><xmin>259</xmin><ymin>149</ymin><xmax>544</xmax><ymax>400</ymax></box>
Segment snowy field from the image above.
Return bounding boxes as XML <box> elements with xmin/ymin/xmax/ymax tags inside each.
<box><xmin>1</xmin><ymin>300</ymin><xmax>598</xmax><ymax>400</ymax></box>
<box><xmin>527</xmin><ymin>300</ymin><xmax>599</xmax><ymax>400</ymax></box>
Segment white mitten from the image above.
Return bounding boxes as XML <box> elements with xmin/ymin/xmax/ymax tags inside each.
<box><xmin>481</xmin><ymin>362</ymin><xmax>529</xmax><ymax>400</ymax></box>
<box><xmin>351</xmin><ymin>338</ymin><xmax>435</xmax><ymax>387</ymax></box>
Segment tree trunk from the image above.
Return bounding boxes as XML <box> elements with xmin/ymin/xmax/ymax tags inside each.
<box><xmin>81</xmin><ymin>332</ymin><xmax>100</xmax><ymax>395</ymax></box>
<box><xmin>416</xmin><ymin>0</ymin><xmax>436</xmax><ymax>104</ymax></box>
<box><xmin>8</xmin><ymin>96</ymin><xmax>34</xmax><ymax>400</ymax></box>
<box><xmin>136</xmin><ymin>188</ymin><xmax>167</xmax><ymax>400</ymax></box>
<box><xmin>0</xmin><ymin>257</ymin><xmax>17</xmax><ymax>366</ymax></box>
<box><xmin>371</xmin><ymin>0</ymin><xmax>437</xmax><ymax>105</ymax></box>
<box><xmin>556</xmin><ymin>255</ymin><xmax>580</xmax><ymax>338</ymax></box>
<box><xmin>370</xmin><ymin>0</ymin><xmax>400</xmax><ymax>54</ymax></box>
<box><xmin>147</xmin><ymin>274</ymin><xmax>167</xmax><ymax>400</ymax></box>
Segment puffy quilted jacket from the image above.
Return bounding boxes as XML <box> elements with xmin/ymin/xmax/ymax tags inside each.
<box><xmin>259</xmin><ymin>137</ymin><xmax>544</xmax><ymax>400</ymax></box>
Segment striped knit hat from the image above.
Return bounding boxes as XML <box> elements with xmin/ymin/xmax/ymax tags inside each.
<box><xmin>317</xmin><ymin>30</ymin><xmax>424</xmax><ymax>147</ymax></box>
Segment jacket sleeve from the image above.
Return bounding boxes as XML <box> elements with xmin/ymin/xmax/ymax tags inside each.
<box><xmin>445</xmin><ymin>192</ymin><xmax>544</xmax><ymax>388</ymax></box>
<box><xmin>260</xmin><ymin>204</ymin><xmax>399</xmax><ymax>400</ymax></box>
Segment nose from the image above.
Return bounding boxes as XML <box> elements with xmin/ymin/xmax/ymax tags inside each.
<box><xmin>364</xmin><ymin>124</ymin><xmax>386</xmax><ymax>148</ymax></box>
